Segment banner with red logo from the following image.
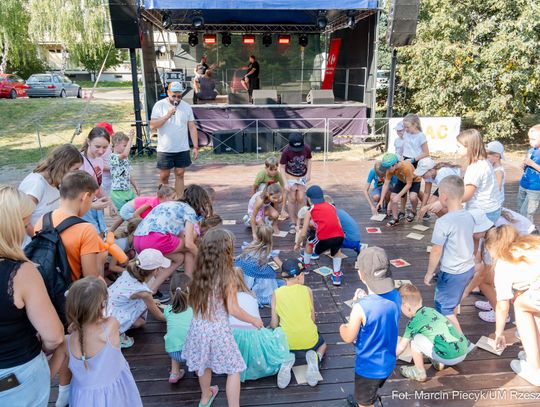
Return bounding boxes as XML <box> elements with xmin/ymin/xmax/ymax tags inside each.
<box><xmin>322</xmin><ymin>38</ymin><xmax>342</xmax><ymax>90</ymax></box>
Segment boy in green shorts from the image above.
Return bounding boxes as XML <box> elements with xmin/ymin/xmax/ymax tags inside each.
<box><xmin>396</xmin><ymin>283</ymin><xmax>471</xmax><ymax>382</ymax></box>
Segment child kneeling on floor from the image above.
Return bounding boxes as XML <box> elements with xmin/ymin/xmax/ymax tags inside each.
<box><xmin>339</xmin><ymin>247</ymin><xmax>401</xmax><ymax>407</ymax></box>
<box><xmin>397</xmin><ymin>283</ymin><xmax>471</xmax><ymax>382</ymax></box>
<box><xmin>270</xmin><ymin>259</ymin><xmax>326</xmax><ymax>387</ymax></box>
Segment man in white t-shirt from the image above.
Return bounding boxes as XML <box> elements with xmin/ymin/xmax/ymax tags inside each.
<box><xmin>150</xmin><ymin>82</ymin><xmax>199</xmax><ymax>198</ymax></box>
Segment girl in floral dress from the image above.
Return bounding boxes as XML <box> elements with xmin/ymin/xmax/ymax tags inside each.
<box><xmin>182</xmin><ymin>229</ymin><xmax>264</xmax><ymax>407</ymax></box>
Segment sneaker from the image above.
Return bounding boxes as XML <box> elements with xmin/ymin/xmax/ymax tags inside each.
<box><xmin>120</xmin><ymin>333</ymin><xmax>134</xmax><ymax>349</ymax></box>
<box><xmin>399</xmin><ymin>365</ymin><xmax>427</xmax><ymax>382</ymax></box>
<box><xmin>510</xmin><ymin>359</ymin><xmax>540</xmax><ymax>386</ymax></box>
<box><xmin>277</xmin><ymin>354</ymin><xmax>295</xmax><ymax>389</ymax></box>
<box><xmin>474</xmin><ymin>300</ymin><xmax>493</xmax><ymax>311</ymax></box>
<box><xmin>300</xmin><ymin>250</ymin><xmax>319</xmax><ymax>260</ymax></box>
<box><xmin>305</xmin><ymin>350</ymin><xmax>320</xmax><ymax>387</ymax></box>
<box><xmin>153</xmin><ymin>290</ymin><xmax>170</xmax><ymax>303</ymax></box>
<box><xmin>423</xmin><ymin>212</ymin><xmax>431</xmax><ymax>220</ymax></box>
<box><xmin>331</xmin><ymin>272</ymin><xmax>343</xmax><ymax>286</ymax></box>
<box><xmin>478</xmin><ymin>310</ymin><xmax>510</xmax><ymax>323</ymax></box>
<box><xmin>429</xmin><ymin>358</ymin><xmax>445</xmax><ymax>371</ymax></box>
<box><xmin>398</xmin><ymin>212</ymin><xmax>406</xmax><ymax>221</ymax></box>
<box><xmin>243</xmin><ymin>214</ymin><xmax>250</xmax><ymax>226</ymax></box>
<box><xmin>386</xmin><ymin>217</ymin><xmax>399</xmax><ymax>227</ymax></box>
<box><xmin>346</xmin><ymin>395</ymin><xmax>358</xmax><ymax>407</ymax></box>
<box><xmin>518</xmin><ymin>351</ymin><xmax>527</xmax><ymax>361</ymax></box>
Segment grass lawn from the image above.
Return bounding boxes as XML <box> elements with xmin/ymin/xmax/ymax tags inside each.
<box><xmin>76</xmin><ymin>81</ymin><xmax>139</xmax><ymax>89</ymax></box>
<box><xmin>0</xmin><ymin>98</ymin><xmax>137</xmax><ymax>167</ymax></box>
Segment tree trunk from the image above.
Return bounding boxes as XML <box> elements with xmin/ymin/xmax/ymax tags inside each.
<box><xmin>60</xmin><ymin>44</ymin><xmax>67</xmax><ymax>75</ymax></box>
<box><xmin>0</xmin><ymin>38</ymin><xmax>9</xmax><ymax>75</ymax></box>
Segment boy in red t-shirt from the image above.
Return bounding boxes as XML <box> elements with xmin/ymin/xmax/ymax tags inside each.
<box><xmin>294</xmin><ymin>185</ymin><xmax>345</xmax><ymax>285</ymax></box>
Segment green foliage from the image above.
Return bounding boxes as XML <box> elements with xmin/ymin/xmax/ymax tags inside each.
<box><xmin>70</xmin><ymin>42</ymin><xmax>126</xmax><ymax>79</ymax></box>
<box><xmin>0</xmin><ymin>0</ymin><xmax>35</xmax><ymax>73</ymax></box>
<box><xmin>394</xmin><ymin>0</ymin><xmax>540</xmax><ymax>140</ymax></box>
<box><xmin>6</xmin><ymin>47</ymin><xmax>48</xmax><ymax>79</ymax></box>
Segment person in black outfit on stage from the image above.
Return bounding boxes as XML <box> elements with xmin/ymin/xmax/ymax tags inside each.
<box><xmin>241</xmin><ymin>55</ymin><xmax>260</xmax><ymax>91</ymax></box>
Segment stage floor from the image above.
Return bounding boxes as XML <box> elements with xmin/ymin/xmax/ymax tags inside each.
<box><xmin>47</xmin><ymin>159</ymin><xmax>539</xmax><ymax>406</ymax></box>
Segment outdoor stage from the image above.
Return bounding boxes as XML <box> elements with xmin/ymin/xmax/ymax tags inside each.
<box><xmin>41</xmin><ymin>158</ymin><xmax>540</xmax><ymax>406</ymax></box>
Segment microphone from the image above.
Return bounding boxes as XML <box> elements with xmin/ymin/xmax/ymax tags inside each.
<box><xmin>172</xmin><ymin>100</ymin><xmax>179</xmax><ymax>115</ymax></box>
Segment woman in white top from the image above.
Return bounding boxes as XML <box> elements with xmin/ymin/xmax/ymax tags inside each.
<box><xmin>486</xmin><ymin>225</ymin><xmax>540</xmax><ymax>386</ymax></box>
<box><xmin>457</xmin><ymin>129</ymin><xmax>501</xmax><ymax>222</ymax></box>
<box><xmin>402</xmin><ymin>114</ymin><xmax>429</xmax><ymax>167</ymax></box>
<box><xmin>18</xmin><ymin>144</ymin><xmax>83</xmax><ymax>246</ymax></box>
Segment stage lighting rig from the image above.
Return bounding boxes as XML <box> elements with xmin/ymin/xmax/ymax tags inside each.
<box><xmin>222</xmin><ymin>32</ymin><xmax>232</xmax><ymax>47</ymax></box>
<box><xmin>192</xmin><ymin>15</ymin><xmax>204</xmax><ymax>29</ymax></box>
<box><xmin>162</xmin><ymin>12</ymin><xmax>172</xmax><ymax>29</ymax></box>
<box><xmin>262</xmin><ymin>33</ymin><xmax>272</xmax><ymax>47</ymax></box>
<box><xmin>299</xmin><ymin>34</ymin><xmax>308</xmax><ymax>47</ymax></box>
<box><xmin>188</xmin><ymin>32</ymin><xmax>199</xmax><ymax>47</ymax></box>
<box><xmin>316</xmin><ymin>11</ymin><xmax>327</xmax><ymax>30</ymax></box>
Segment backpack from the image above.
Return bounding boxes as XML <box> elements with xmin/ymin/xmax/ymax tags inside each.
<box><xmin>24</xmin><ymin>212</ymin><xmax>87</xmax><ymax>325</ymax></box>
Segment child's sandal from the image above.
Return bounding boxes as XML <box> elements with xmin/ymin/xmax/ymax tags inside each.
<box><xmin>198</xmin><ymin>385</ymin><xmax>219</xmax><ymax>407</ymax></box>
<box><xmin>399</xmin><ymin>365</ymin><xmax>427</xmax><ymax>382</ymax></box>
<box><xmin>168</xmin><ymin>369</ymin><xmax>185</xmax><ymax>383</ymax></box>
<box><xmin>386</xmin><ymin>218</ymin><xmax>399</xmax><ymax>227</ymax></box>
<box><xmin>119</xmin><ymin>333</ymin><xmax>134</xmax><ymax>349</ymax></box>
<box><xmin>288</xmin><ymin>222</ymin><xmax>296</xmax><ymax>234</ymax></box>
<box><xmin>406</xmin><ymin>211</ymin><xmax>416</xmax><ymax>222</ymax></box>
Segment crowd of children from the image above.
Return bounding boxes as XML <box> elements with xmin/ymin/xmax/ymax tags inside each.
<box><xmin>1</xmin><ymin>121</ymin><xmax>539</xmax><ymax>407</ymax></box>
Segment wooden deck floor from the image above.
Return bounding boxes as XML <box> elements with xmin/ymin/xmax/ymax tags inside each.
<box><xmin>47</xmin><ymin>158</ymin><xmax>540</xmax><ymax>406</ymax></box>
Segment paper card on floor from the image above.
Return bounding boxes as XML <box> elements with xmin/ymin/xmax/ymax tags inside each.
<box><xmin>313</xmin><ymin>266</ymin><xmax>333</xmax><ymax>277</ymax></box>
<box><xmin>397</xmin><ymin>336</ymin><xmax>413</xmax><ymax>363</ymax></box>
<box><xmin>476</xmin><ymin>336</ymin><xmax>504</xmax><ymax>356</ymax></box>
<box><xmin>394</xmin><ymin>279</ymin><xmax>412</xmax><ymax>289</ymax></box>
<box><xmin>360</xmin><ymin>243</ymin><xmax>369</xmax><ymax>251</ymax></box>
<box><xmin>268</xmin><ymin>261</ymin><xmax>279</xmax><ymax>271</ymax></box>
<box><xmin>390</xmin><ymin>258</ymin><xmax>410</xmax><ymax>268</ymax></box>
<box><xmin>325</xmin><ymin>251</ymin><xmax>348</xmax><ymax>259</ymax></box>
<box><xmin>370</xmin><ymin>214</ymin><xmax>387</xmax><ymax>222</ymax></box>
<box><xmin>366</xmin><ymin>227</ymin><xmax>382</xmax><ymax>234</ymax></box>
<box><xmin>412</xmin><ymin>224</ymin><xmax>429</xmax><ymax>232</ymax></box>
<box><xmin>426</xmin><ymin>246</ymin><xmax>432</xmax><ymax>253</ymax></box>
<box><xmin>222</xmin><ymin>220</ymin><xmax>236</xmax><ymax>225</ymax></box>
<box><xmin>344</xmin><ymin>299</ymin><xmax>356</xmax><ymax>308</ymax></box>
<box><xmin>273</xmin><ymin>230</ymin><xmax>288</xmax><ymax>237</ymax></box>
<box><xmin>292</xmin><ymin>364</ymin><xmax>323</xmax><ymax>385</ymax></box>
<box><xmin>406</xmin><ymin>232</ymin><xmax>424</xmax><ymax>240</ymax></box>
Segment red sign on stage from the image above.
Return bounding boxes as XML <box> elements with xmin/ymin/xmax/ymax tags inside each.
<box><xmin>322</xmin><ymin>38</ymin><xmax>342</xmax><ymax>90</ymax></box>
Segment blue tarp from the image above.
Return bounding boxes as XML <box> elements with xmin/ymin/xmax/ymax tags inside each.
<box><xmin>144</xmin><ymin>0</ymin><xmax>378</xmax><ymax>10</ymax></box>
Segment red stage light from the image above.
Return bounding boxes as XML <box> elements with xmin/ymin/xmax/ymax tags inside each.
<box><xmin>203</xmin><ymin>34</ymin><xmax>217</xmax><ymax>44</ymax></box>
<box><xmin>278</xmin><ymin>35</ymin><xmax>291</xmax><ymax>45</ymax></box>
<box><xmin>243</xmin><ymin>35</ymin><xmax>255</xmax><ymax>44</ymax></box>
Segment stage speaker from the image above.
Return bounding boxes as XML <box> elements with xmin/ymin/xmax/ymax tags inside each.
<box><xmin>304</xmin><ymin>129</ymin><xmax>331</xmax><ymax>152</ymax></box>
<box><xmin>306</xmin><ymin>89</ymin><xmax>334</xmax><ymax>104</ymax></box>
<box><xmin>109</xmin><ymin>0</ymin><xmax>141</xmax><ymax>49</ymax></box>
<box><xmin>252</xmin><ymin>90</ymin><xmax>278</xmax><ymax>105</ymax></box>
<box><xmin>212</xmin><ymin>129</ymin><xmax>244</xmax><ymax>154</ymax></box>
<box><xmin>280</xmin><ymin>92</ymin><xmax>302</xmax><ymax>104</ymax></box>
<box><xmin>244</xmin><ymin>127</ymin><xmax>273</xmax><ymax>153</ymax></box>
<box><xmin>386</xmin><ymin>0</ymin><xmax>420</xmax><ymax>47</ymax></box>
<box><xmin>228</xmin><ymin>93</ymin><xmax>250</xmax><ymax>104</ymax></box>
<box><xmin>273</xmin><ymin>129</ymin><xmax>294</xmax><ymax>152</ymax></box>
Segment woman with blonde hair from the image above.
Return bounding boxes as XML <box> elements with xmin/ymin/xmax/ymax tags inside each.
<box><xmin>457</xmin><ymin>129</ymin><xmax>501</xmax><ymax>222</ymax></box>
<box><xmin>485</xmin><ymin>224</ymin><xmax>540</xmax><ymax>385</ymax></box>
<box><xmin>0</xmin><ymin>186</ymin><xmax>64</xmax><ymax>407</ymax></box>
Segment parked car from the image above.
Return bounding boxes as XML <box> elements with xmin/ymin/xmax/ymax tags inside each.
<box><xmin>0</xmin><ymin>74</ymin><xmax>29</xmax><ymax>99</ymax></box>
<box><xmin>26</xmin><ymin>73</ymin><xmax>82</xmax><ymax>98</ymax></box>
<box><xmin>376</xmin><ymin>70</ymin><xmax>390</xmax><ymax>90</ymax></box>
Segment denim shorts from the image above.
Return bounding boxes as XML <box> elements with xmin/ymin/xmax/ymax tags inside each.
<box><xmin>485</xmin><ymin>208</ymin><xmax>502</xmax><ymax>223</ymax></box>
<box><xmin>370</xmin><ymin>186</ymin><xmax>382</xmax><ymax>198</ymax></box>
<box><xmin>435</xmin><ymin>266</ymin><xmax>475</xmax><ymax>315</ymax></box>
<box><xmin>0</xmin><ymin>352</ymin><xmax>50</xmax><ymax>407</ymax></box>
<box><xmin>156</xmin><ymin>151</ymin><xmax>192</xmax><ymax>170</ymax></box>
<box><xmin>291</xmin><ymin>333</ymin><xmax>325</xmax><ymax>359</ymax></box>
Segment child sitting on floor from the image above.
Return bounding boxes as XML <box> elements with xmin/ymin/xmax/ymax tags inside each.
<box><xmin>235</xmin><ymin>225</ymin><xmax>282</xmax><ymax>307</ymax></box>
<box><xmin>49</xmin><ymin>277</ymin><xmax>142</xmax><ymax>407</ymax></box>
<box><xmin>229</xmin><ymin>267</ymin><xmax>295</xmax><ymax>387</ymax></box>
<box><xmin>243</xmin><ymin>183</ymin><xmax>283</xmax><ymax>240</ymax></box>
<box><xmin>423</xmin><ymin>176</ymin><xmax>476</xmax><ymax>333</ymax></box>
<box><xmin>112</xmin><ymin>184</ymin><xmax>176</xmax><ymax>232</ymax></box>
<box><xmin>108</xmin><ymin>249</ymin><xmax>168</xmax><ymax>347</ymax></box>
<box><xmin>339</xmin><ymin>247</ymin><xmax>401</xmax><ymax>407</ymax></box>
<box><xmin>397</xmin><ymin>283</ymin><xmax>470</xmax><ymax>382</ymax></box>
<box><xmin>294</xmin><ymin>185</ymin><xmax>344</xmax><ymax>286</ymax></box>
<box><xmin>164</xmin><ymin>273</ymin><xmax>193</xmax><ymax>384</ymax></box>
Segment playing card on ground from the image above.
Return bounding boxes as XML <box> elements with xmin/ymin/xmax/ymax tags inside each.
<box><xmin>268</xmin><ymin>261</ymin><xmax>279</xmax><ymax>271</ymax></box>
<box><xmin>344</xmin><ymin>299</ymin><xmax>356</xmax><ymax>308</ymax></box>
<box><xmin>394</xmin><ymin>279</ymin><xmax>412</xmax><ymax>288</ymax></box>
<box><xmin>390</xmin><ymin>259</ymin><xmax>410</xmax><ymax>268</ymax></box>
<box><xmin>273</xmin><ymin>230</ymin><xmax>288</xmax><ymax>237</ymax></box>
<box><xmin>222</xmin><ymin>220</ymin><xmax>236</xmax><ymax>225</ymax></box>
<box><xmin>406</xmin><ymin>232</ymin><xmax>424</xmax><ymax>240</ymax></box>
<box><xmin>292</xmin><ymin>365</ymin><xmax>323</xmax><ymax>385</ymax></box>
<box><xmin>370</xmin><ymin>214</ymin><xmax>387</xmax><ymax>221</ymax></box>
<box><xmin>476</xmin><ymin>336</ymin><xmax>504</xmax><ymax>356</ymax></box>
<box><xmin>325</xmin><ymin>251</ymin><xmax>348</xmax><ymax>259</ymax></box>
<box><xmin>366</xmin><ymin>227</ymin><xmax>382</xmax><ymax>234</ymax></box>
<box><xmin>313</xmin><ymin>266</ymin><xmax>333</xmax><ymax>277</ymax></box>
<box><xmin>412</xmin><ymin>224</ymin><xmax>429</xmax><ymax>232</ymax></box>
<box><xmin>426</xmin><ymin>246</ymin><xmax>432</xmax><ymax>253</ymax></box>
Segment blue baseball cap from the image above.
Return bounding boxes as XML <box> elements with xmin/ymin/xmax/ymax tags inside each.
<box><xmin>306</xmin><ymin>185</ymin><xmax>325</xmax><ymax>204</ymax></box>
<box><xmin>168</xmin><ymin>82</ymin><xmax>184</xmax><ymax>93</ymax></box>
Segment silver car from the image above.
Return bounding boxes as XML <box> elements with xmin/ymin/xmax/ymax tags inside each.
<box><xmin>26</xmin><ymin>73</ymin><xmax>82</xmax><ymax>98</ymax></box>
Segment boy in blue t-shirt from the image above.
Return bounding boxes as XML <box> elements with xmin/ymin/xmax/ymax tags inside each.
<box><xmin>518</xmin><ymin>124</ymin><xmax>540</xmax><ymax>221</ymax></box>
<box><xmin>339</xmin><ymin>247</ymin><xmax>401</xmax><ymax>407</ymax></box>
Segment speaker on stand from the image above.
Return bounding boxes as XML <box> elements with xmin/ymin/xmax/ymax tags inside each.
<box><xmin>108</xmin><ymin>0</ymin><xmax>141</xmax><ymax>49</ymax></box>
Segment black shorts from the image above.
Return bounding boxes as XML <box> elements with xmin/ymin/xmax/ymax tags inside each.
<box><xmin>433</xmin><ymin>188</ymin><xmax>439</xmax><ymax>197</ymax></box>
<box><xmin>392</xmin><ymin>180</ymin><xmax>421</xmax><ymax>195</ymax></box>
<box><xmin>308</xmin><ymin>231</ymin><xmax>344</xmax><ymax>256</ymax></box>
<box><xmin>354</xmin><ymin>374</ymin><xmax>387</xmax><ymax>406</ymax></box>
<box><xmin>156</xmin><ymin>151</ymin><xmax>192</xmax><ymax>170</ymax></box>
<box><xmin>403</xmin><ymin>157</ymin><xmax>418</xmax><ymax>168</ymax></box>
<box><xmin>291</xmin><ymin>333</ymin><xmax>325</xmax><ymax>359</ymax></box>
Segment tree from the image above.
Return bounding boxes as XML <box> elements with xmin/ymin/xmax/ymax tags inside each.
<box><xmin>0</xmin><ymin>0</ymin><xmax>33</xmax><ymax>74</ymax></box>
<box><xmin>394</xmin><ymin>0</ymin><xmax>540</xmax><ymax>140</ymax></box>
<box><xmin>71</xmin><ymin>42</ymin><xmax>126</xmax><ymax>81</ymax></box>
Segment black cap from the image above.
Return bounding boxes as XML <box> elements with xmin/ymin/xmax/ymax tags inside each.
<box><xmin>281</xmin><ymin>258</ymin><xmax>305</xmax><ymax>277</ymax></box>
<box><xmin>288</xmin><ymin>133</ymin><xmax>305</xmax><ymax>152</ymax></box>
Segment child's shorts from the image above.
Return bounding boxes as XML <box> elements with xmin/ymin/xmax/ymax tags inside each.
<box><xmin>370</xmin><ymin>186</ymin><xmax>383</xmax><ymax>198</ymax></box>
<box><xmin>169</xmin><ymin>351</ymin><xmax>185</xmax><ymax>363</ymax></box>
<box><xmin>111</xmin><ymin>189</ymin><xmax>136</xmax><ymax>211</ymax></box>
<box><xmin>354</xmin><ymin>374</ymin><xmax>387</xmax><ymax>406</ymax></box>
<box><xmin>434</xmin><ymin>266</ymin><xmax>475</xmax><ymax>316</ymax></box>
<box><xmin>308</xmin><ymin>230</ymin><xmax>344</xmax><ymax>256</ymax></box>
<box><xmin>119</xmin><ymin>201</ymin><xmax>135</xmax><ymax>221</ymax></box>
<box><xmin>342</xmin><ymin>237</ymin><xmax>361</xmax><ymax>253</ymax></box>
<box><xmin>134</xmin><ymin>232</ymin><xmax>180</xmax><ymax>255</ymax></box>
<box><xmin>392</xmin><ymin>180</ymin><xmax>421</xmax><ymax>195</ymax></box>
<box><xmin>291</xmin><ymin>333</ymin><xmax>325</xmax><ymax>359</ymax></box>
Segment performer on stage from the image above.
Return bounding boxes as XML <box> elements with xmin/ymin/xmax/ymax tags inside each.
<box><xmin>241</xmin><ymin>55</ymin><xmax>260</xmax><ymax>91</ymax></box>
<box><xmin>194</xmin><ymin>55</ymin><xmax>209</xmax><ymax>78</ymax></box>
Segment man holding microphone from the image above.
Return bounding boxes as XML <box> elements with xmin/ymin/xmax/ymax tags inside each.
<box><xmin>150</xmin><ymin>82</ymin><xmax>199</xmax><ymax>198</ymax></box>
